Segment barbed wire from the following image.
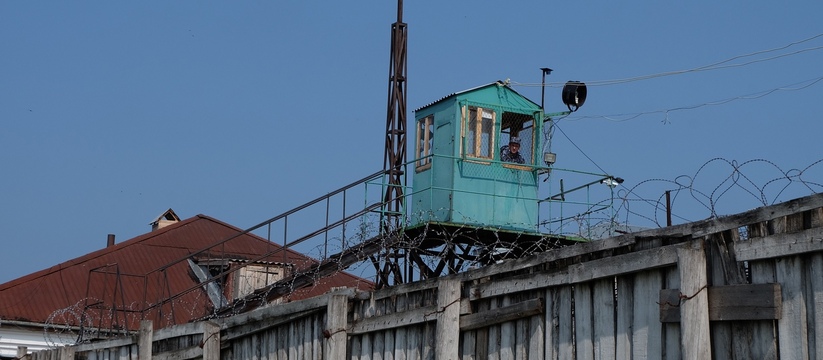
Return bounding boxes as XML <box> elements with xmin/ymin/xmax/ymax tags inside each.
<box><xmin>46</xmin><ymin>157</ymin><xmax>822</xmax><ymax>344</ymax></box>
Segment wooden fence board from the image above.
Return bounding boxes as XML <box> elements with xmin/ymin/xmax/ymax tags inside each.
<box><xmin>557</xmin><ymin>286</ymin><xmax>573</xmax><ymax>360</ymax></box>
<box><xmin>394</xmin><ymin>294</ymin><xmax>407</xmax><ymax>360</ymax></box>
<box><xmin>435</xmin><ymin>279</ymin><xmax>460</xmax><ymax>360</ymax></box>
<box><xmin>662</xmin><ymin>267</ymin><xmax>680</xmax><ymax>360</ymax></box>
<box><xmin>616</xmin><ymin>275</ymin><xmax>633</xmax><ymax>360</ymax></box>
<box><xmin>528</xmin><ymin>311</ymin><xmax>543</xmax><ymax>360</ymax></box>
<box><xmin>632</xmin><ymin>270</ymin><xmax>663</xmax><ymax>360</ymax></box>
<box><xmin>500</xmin><ymin>296</ymin><xmax>514</xmax><ymax>360</ymax></box>
<box><xmin>469</xmin><ymin>246</ymin><xmax>678</xmax><ymax>301</ymax></box>
<box><xmin>592</xmin><ymin>278</ymin><xmax>616</xmax><ymax>360</ymax></box>
<box><xmin>487</xmin><ymin>297</ymin><xmax>500</xmax><ymax>360</ymax></box>
<box><xmin>777</xmin><ymin>255</ymin><xmax>810</xmax><ymax>360</ymax></box>
<box><xmin>735</xmin><ymin>226</ymin><xmax>823</xmax><ymax>261</ymax></box>
<box><xmin>575</xmin><ymin>283</ymin><xmax>594</xmax><ymax>360</ymax></box>
<box><xmin>810</xmin><ymin>253</ymin><xmax>823</xmax><ymax>360</ymax></box>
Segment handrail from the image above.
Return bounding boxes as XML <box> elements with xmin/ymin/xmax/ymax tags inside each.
<box><xmin>149</xmin><ymin>169</ymin><xmax>388</xmax><ymax>275</ymax></box>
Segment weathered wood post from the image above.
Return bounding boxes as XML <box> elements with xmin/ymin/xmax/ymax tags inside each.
<box><xmin>58</xmin><ymin>346</ymin><xmax>75</xmax><ymax>360</ymax></box>
<box><xmin>202</xmin><ymin>321</ymin><xmax>221</xmax><ymax>360</ymax></box>
<box><xmin>138</xmin><ymin>320</ymin><xmax>153</xmax><ymax>360</ymax></box>
<box><xmin>326</xmin><ymin>294</ymin><xmax>348</xmax><ymax>360</ymax></box>
<box><xmin>436</xmin><ymin>279</ymin><xmax>461</xmax><ymax>360</ymax></box>
<box><xmin>16</xmin><ymin>346</ymin><xmax>27</xmax><ymax>359</ymax></box>
<box><xmin>677</xmin><ymin>241</ymin><xmax>711</xmax><ymax>359</ymax></box>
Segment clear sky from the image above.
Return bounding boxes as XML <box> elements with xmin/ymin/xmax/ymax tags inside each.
<box><xmin>2</xmin><ymin>2</ymin><xmax>822</xmax><ymax>284</ymax></box>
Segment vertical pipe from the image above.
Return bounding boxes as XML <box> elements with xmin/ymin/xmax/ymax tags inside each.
<box><xmin>324</xmin><ymin>197</ymin><xmax>330</xmax><ymax>259</ymax></box>
<box><xmin>666</xmin><ymin>190</ymin><xmax>672</xmax><ymax>227</ymax></box>
<box><xmin>283</xmin><ymin>216</ymin><xmax>288</xmax><ymax>265</ymax></box>
<box><xmin>540</xmin><ymin>68</ymin><xmax>552</xmax><ymax>109</ymax></box>
<box><xmin>342</xmin><ymin>191</ymin><xmax>347</xmax><ymax>249</ymax></box>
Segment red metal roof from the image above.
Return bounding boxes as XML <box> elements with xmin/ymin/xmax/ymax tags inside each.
<box><xmin>0</xmin><ymin>214</ymin><xmax>372</xmax><ymax>330</ymax></box>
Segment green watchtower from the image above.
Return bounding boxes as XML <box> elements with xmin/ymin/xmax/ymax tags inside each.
<box><xmin>409</xmin><ymin>81</ymin><xmax>545</xmax><ymax>234</ymax></box>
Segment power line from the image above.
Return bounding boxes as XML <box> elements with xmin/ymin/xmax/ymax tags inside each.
<box><xmin>565</xmin><ymin>75</ymin><xmax>823</xmax><ymax>123</ymax></box>
<box><xmin>512</xmin><ymin>32</ymin><xmax>823</xmax><ymax>88</ymax></box>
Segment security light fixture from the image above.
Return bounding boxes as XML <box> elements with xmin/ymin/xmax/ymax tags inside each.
<box><xmin>543</xmin><ymin>152</ymin><xmax>557</xmax><ymax>166</ymax></box>
<box><xmin>601</xmin><ymin>177</ymin><xmax>624</xmax><ymax>188</ymax></box>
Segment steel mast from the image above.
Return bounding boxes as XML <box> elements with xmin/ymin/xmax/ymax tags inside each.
<box><xmin>375</xmin><ymin>0</ymin><xmax>408</xmax><ymax>289</ymax></box>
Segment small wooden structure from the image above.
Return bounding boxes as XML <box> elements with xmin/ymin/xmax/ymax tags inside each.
<box><xmin>30</xmin><ymin>193</ymin><xmax>823</xmax><ymax>360</ymax></box>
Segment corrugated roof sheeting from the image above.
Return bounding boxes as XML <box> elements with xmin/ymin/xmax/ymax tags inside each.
<box><xmin>0</xmin><ymin>215</ymin><xmax>372</xmax><ymax>329</ymax></box>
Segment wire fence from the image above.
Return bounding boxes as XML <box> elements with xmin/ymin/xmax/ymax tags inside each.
<box><xmin>41</xmin><ymin>157</ymin><xmax>823</xmax><ymax>345</ymax></box>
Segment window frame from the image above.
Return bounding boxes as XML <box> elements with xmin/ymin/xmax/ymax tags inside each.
<box><xmin>462</xmin><ymin>105</ymin><xmax>496</xmax><ymax>162</ymax></box>
<box><xmin>415</xmin><ymin>115</ymin><xmax>434</xmax><ymax>172</ymax></box>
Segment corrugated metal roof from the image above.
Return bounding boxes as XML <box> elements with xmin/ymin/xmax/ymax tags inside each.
<box><xmin>413</xmin><ymin>81</ymin><xmax>540</xmax><ymax>113</ymax></box>
<box><xmin>0</xmin><ymin>214</ymin><xmax>372</xmax><ymax>328</ymax></box>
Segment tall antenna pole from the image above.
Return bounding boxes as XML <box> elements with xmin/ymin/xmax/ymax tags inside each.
<box><xmin>377</xmin><ymin>0</ymin><xmax>408</xmax><ymax>288</ymax></box>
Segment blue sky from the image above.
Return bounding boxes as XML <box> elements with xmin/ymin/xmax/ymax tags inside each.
<box><xmin>2</xmin><ymin>2</ymin><xmax>822</xmax><ymax>284</ymax></box>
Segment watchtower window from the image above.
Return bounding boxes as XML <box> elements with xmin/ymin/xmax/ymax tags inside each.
<box><xmin>465</xmin><ymin>106</ymin><xmax>495</xmax><ymax>159</ymax></box>
<box><xmin>415</xmin><ymin>115</ymin><xmax>434</xmax><ymax>171</ymax></box>
<box><xmin>501</xmin><ymin>112</ymin><xmax>535</xmax><ymax>165</ymax></box>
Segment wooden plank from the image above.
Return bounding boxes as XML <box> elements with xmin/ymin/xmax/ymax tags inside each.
<box><xmin>152</xmin><ymin>319</ymin><xmax>202</xmax><ymax>341</ymax></box>
<box><xmin>369</xmin><ymin>278</ymin><xmax>439</xmax><ymax>301</ymax></box>
<box><xmin>575</xmin><ymin>284</ymin><xmax>594</xmax><ymax>360</ymax></box>
<box><xmin>435</xmin><ymin>279</ymin><xmax>461</xmax><ymax>360</ymax></box>
<box><xmin>152</xmin><ymin>345</ymin><xmax>202</xmax><ymax>360</ymax></box>
<box><xmin>407</xmin><ymin>323</ymin><xmax>421</xmax><ymax>360</ymax></box>
<box><xmin>557</xmin><ymin>286</ymin><xmax>574</xmax><ymax>360</ymax></box>
<box><xmin>475</xmin><ymin>298</ymin><xmax>490</xmax><ymax>360</ymax></box>
<box><xmin>462</xmin><ymin>328</ymin><xmax>476</xmax><ymax>360</ymax></box>
<box><xmin>776</xmin><ymin>255</ymin><xmax>810</xmax><ymax>360</ymax></box>
<box><xmin>500</xmin><ymin>296</ymin><xmax>514</xmax><ymax>360</ymax></box>
<box><xmin>632</xmin><ymin>270</ymin><xmax>662</xmax><ymax>360</ymax></box>
<box><xmin>349</xmin><ymin>305</ymin><xmax>437</xmax><ymax>335</ymax></box>
<box><xmin>615</xmin><ymin>275</ymin><xmax>632</xmax><ymax>359</ymax></box>
<box><xmin>677</xmin><ymin>242</ymin><xmax>711</xmax><ymax>360</ymax></box>
<box><xmin>470</xmin><ymin>245</ymin><xmax>678</xmax><ymax>300</ymax></box>
<box><xmin>683</xmin><ymin>193</ymin><xmax>823</xmax><ymax>238</ymax></box>
<box><xmin>488</xmin><ymin>297</ymin><xmax>499</xmax><ymax>360</ymax></box>
<box><xmin>395</xmin><ymin>294</ymin><xmax>408</xmax><ymax>360</ymax></box>
<box><xmin>662</xmin><ymin>267</ymin><xmax>681</xmax><ymax>360</ymax></box>
<box><xmin>223</xmin><ymin>308</ymin><xmax>321</xmax><ymax>343</ymax></box>
<box><xmin>459</xmin><ymin>298</ymin><xmax>543</xmax><ymax>331</ymax></box>
<box><xmin>515</xmin><ymin>314</ymin><xmax>527</xmax><ymax>360</ymax></box>
<box><xmin>59</xmin><ymin>347</ymin><xmax>75</xmax><ymax>360</ymax></box>
<box><xmin>325</xmin><ymin>294</ymin><xmax>348</xmax><ymax>360</ymax></box>
<box><xmin>351</xmin><ymin>333</ymin><xmax>362</xmax><ymax>360</ymax></box>
<box><xmin>74</xmin><ymin>336</ymin><xmax>138</xmax><ymax>352</ymax></box>
<box><xmin>528</xmin><ymin>309</ymin><xmax>543</xmax><ymax>360</ymax></box>
<box><xmin>593</xmin><ymin>278</ymin><xmax>616</xmax><ymax>360</ymax></box>
<box><xmin>544</xmin><ymin>288</ymin><xmax>558</xmax><ymax>360</ymax></box>
<box><xmin>384</xmin><ymin>297</ymin><xmax>396</xmax><ymax>360</ymax></box>
<box><xmin>460</xmin><ymin>235</ymin><xmax>637</xmax><ymax>283</ymax></box>
<box><xmin>809</xmin><ymin>253</ymin><xmax>823</xmax><ymax>360</ymax></box>
<box><xmin>660</xmin><ymin>284</ymin><xmax>782</xmax><ymax>322</ymax></box>
<box><xmin>734</xmin><ymin>226</ymin><xmax>823</xmax><ymax>261</ymax></box>
<box><xmin>362</xmin><ymin>333</ymin><xmax>373</xmax><ymax>360</ymax></box>
<box><xmin>217</xmin><ymin>288</ymin><xmax>353</xmax><ymax>330</ymax></box>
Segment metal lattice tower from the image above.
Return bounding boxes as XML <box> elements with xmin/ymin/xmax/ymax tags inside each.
<box><xmin>375</xmin><ymin>0</ymin><xmax>408</xmax><ymax>289</ymax></box>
